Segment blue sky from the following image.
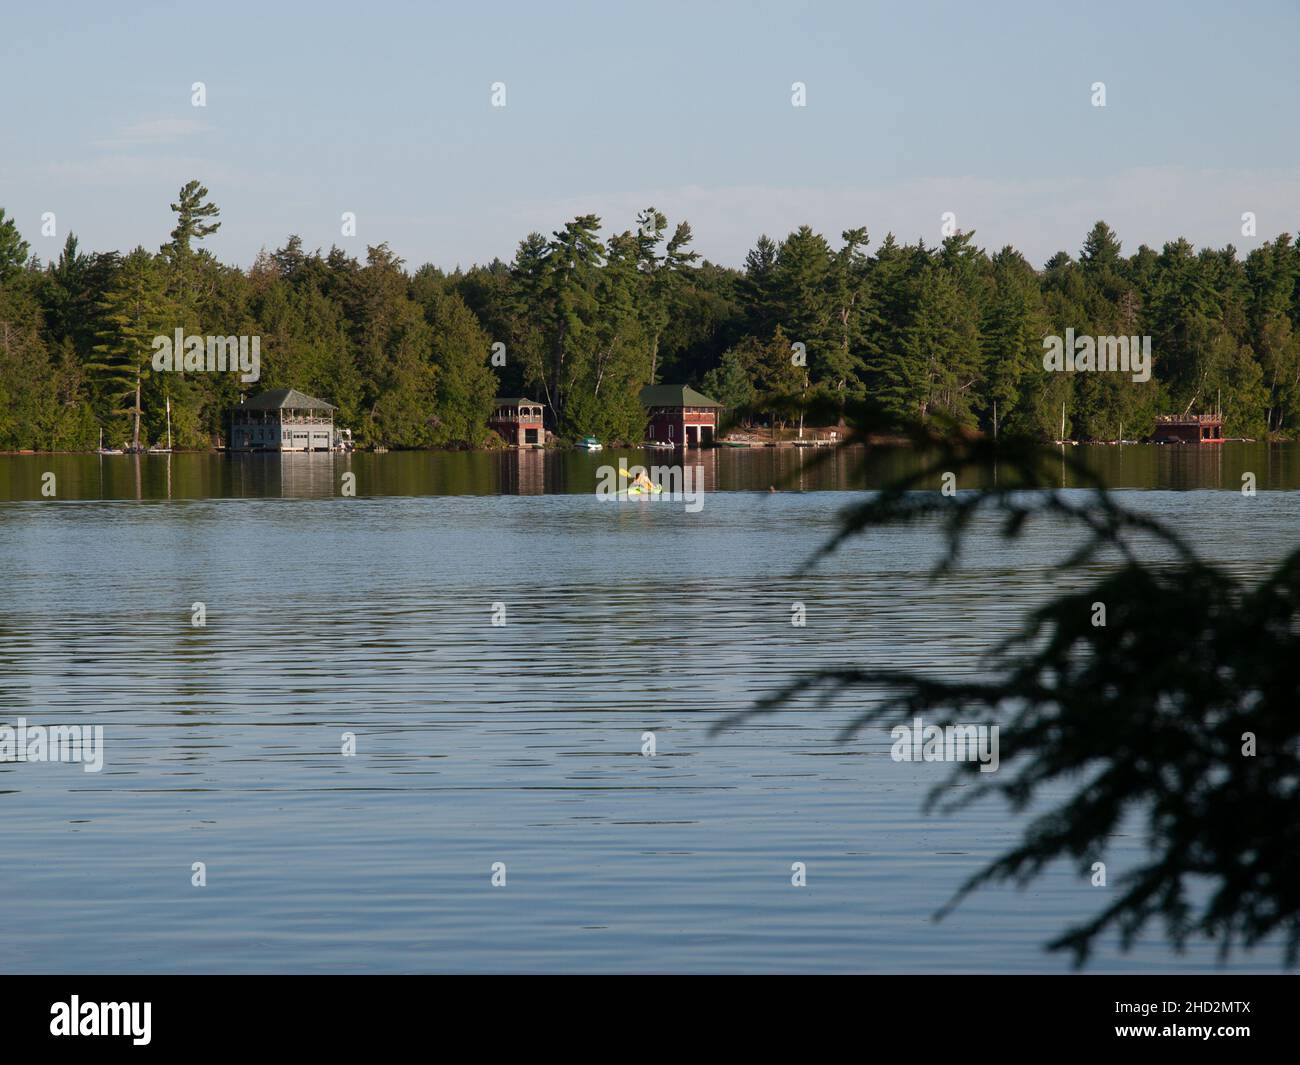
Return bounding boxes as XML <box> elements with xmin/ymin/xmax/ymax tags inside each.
<box><xmin>2</xmin><ymin>0</ymin><xmax>1297</xmax><ymax>270</ymax></box>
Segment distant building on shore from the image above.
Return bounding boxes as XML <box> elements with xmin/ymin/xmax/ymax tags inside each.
<box><xmin>489</xmin><ymin>397</ymin><xmax>545</xmax><ymax>448</ymax></box>
<box><xmin>230</xmin><ymin>388</ymin><xmax>336</xmax><ymax>452</ymax></box>
<box><xmin>640</xmin><ymin>384</ymin><xmax>721</xmax><ymax>447</ymax></box>
<box><xmin>1152</xmin><ymin>413</ymin><xmax>1224</xmax><ymax>444</ymax></box>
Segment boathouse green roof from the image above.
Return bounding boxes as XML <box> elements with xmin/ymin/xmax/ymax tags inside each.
<box><xmin>239</xmin><ymin>388</ymin><xmax>336</xmax><ymax>411</ymax></box>
<box><xmin>639</xmin><ymin>384</ymin><xmax>721</xmax><ymax>408</ymax></box>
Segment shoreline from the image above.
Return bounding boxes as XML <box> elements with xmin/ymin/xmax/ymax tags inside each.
<box><xmin>0</xmin><ymin>435</ymin><xmax>1282</xmax><ymax>457</ymax></box>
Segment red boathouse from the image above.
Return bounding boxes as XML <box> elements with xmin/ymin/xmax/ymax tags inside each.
<box><xmin>489</xmin><ymin>397</ymin><xmax>545</xmax><ymax>448</ymax></box>
<box><xmin>1152</xmin><ymin>413</ymin><xmax>1224</xmax><ymax>444</ymax></box>
<box><xmin>640</xmin><ymin>384</ymin><xmax>721</xmax><ymax>447</ymax></box>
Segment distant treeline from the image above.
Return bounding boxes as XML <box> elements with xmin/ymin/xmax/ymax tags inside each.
<box><xmin>1</xmin><ymin>181</ymin><xmax>1298</xmax><ymax>450</ymax></box>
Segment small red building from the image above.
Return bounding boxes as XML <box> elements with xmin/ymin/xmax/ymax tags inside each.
<box><xmin>1152</xmin><ymin>413</ymin><xmax>1224</xmax><ymax>443</ymax></box>
<box><xmin>489</xmin><ymin>397</ymin><xmax>545</xmax><ymax>448</ymax></box>
<box><xmin>640</xmin><ymin>384</ymin><xmax>721</xmax><ymax>447</ymax></box>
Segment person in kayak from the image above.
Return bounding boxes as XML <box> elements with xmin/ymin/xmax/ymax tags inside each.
<box><xmin>629</xmin><ymin>470</ymin><xmax>656</xmax><ymax>493</ymax></box>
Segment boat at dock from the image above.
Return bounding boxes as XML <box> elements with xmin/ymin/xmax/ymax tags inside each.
<box><xmin>148</xmin><ymin>395</ymin><xmax>174</xmax><ymax>453</ymax></box>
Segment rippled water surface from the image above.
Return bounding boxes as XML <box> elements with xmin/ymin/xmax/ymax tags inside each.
<box><xmin>1</xmin><ymin>447</ymin><xmax>1295</xmax><ymax>972</ymax></box>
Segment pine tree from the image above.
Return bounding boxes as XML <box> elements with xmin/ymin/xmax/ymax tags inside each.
<box><xmin>701</xmin><ymin>346</ymin><xmax>757</xmax><ymax>416</ymax></box>
<box><xmin>167</xmin><ymin>180</ymin><xmax>222</xmax><ymax>253</ymax></box>
<box><xmin>426</xmin><ymin>292</ymin><xmax>498</xmax><ymax>446</ymax></box>
<box><xmin>981</xmin><ymin>247</ymin><xmax>1047</xmax><ymax>436</ymax></box>
<box><xmin>0</xmin><ymin>208</ymin><xmax>30</xmax><ymax>281</ymax></box>
<box><xmin>89</xmin><ymin>248</ymin><xmax>171</xmax><ymax>450</ymax></box>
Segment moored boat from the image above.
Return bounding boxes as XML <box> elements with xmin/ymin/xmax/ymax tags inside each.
<box><xmin>148</xmin><ymin>395</ymin><xmax>174</xmax><ymax>453</ymax></box>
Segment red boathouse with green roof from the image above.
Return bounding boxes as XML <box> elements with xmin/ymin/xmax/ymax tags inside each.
<box><xmin>640</xmin><ymin>384</ymin><xmax>721</xmax><ymax>447</ymax></box>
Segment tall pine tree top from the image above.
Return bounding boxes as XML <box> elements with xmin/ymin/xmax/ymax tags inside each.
<box><xmin>167</xmin><ymin>180</ymin><xmax>222</xmax><ymax>255</ymax></box>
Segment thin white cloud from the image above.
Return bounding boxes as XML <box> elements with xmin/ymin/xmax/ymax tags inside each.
<box><xmin>15</xmin><ymin>164</ymin><xmax>1297</xmax><ymax>271</ymax></box>
<box><xmin>92</xmin><ymin>118</ymin><xmax>205</xmax><ymax>150</ymax></box>
<box><xmin>38</xmin><ymin>155</ymin><xmax>253</xmax><ymax>191</ymax></box>
<box><xmin>502</xmin><ymin>167</ymin><xmax>1300</xmax><ymax>268</ymax></box>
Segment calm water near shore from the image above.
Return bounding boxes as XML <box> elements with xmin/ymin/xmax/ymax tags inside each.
<box><xmin>3</xmin><ymin>440</ymin><xmax>1300</xmax><ymax>499</ymax></box>
<box><xmin>1</xmin><ymin>444</ymin><xmax>1295</xmax><ymax>972</ymax></box>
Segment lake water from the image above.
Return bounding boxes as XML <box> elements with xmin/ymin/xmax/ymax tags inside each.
<box><xmin>1</xmin><ymin>444</ymin><xmax>1295</xmax><ymax>973</ymax></box>
<box><xmin>5</xmin><ymin>440</ymin><xmax>1300</xmax><ymax>499</ymax></box>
